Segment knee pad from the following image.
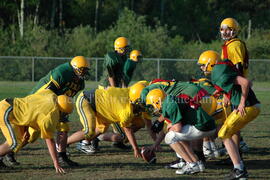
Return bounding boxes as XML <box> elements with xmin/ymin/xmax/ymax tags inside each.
<box><xmin>165</xmin><ymin>131</ymin><xmax>177</xmax><ymax>144</ymax></box>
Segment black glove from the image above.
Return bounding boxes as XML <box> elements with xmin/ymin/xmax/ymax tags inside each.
<box><xmin>151</xmin><ymin>120</ymin><xmax>164</xmax><ymax>133</ymax></box>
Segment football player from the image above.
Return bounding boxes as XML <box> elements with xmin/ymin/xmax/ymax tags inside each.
<box><xmin>146</xmin><ymin>89</ymin><xmax>216</xmax><ymax>175</ymax></box>
<box><xmin>67</xmin><ymin>87</ymin><xmax>147</xmax><ymax>158</ymax></box>
<box><xmin>98</xmin><ymin>37</ymin><xmax>132</xmax><ymax>150</ymax></box>
<box><xmin>140</xmin><ymin>78</ymin><xmax>212</xmax><ymax>169</ymax></box>
<box><xmin>17</xmin><ymin>56</ymin><xmax>90</xmax><ymax>167</ymax></box>
<box><xmin>123</xmin><ymin>50</ymin><xmax>143</xmax><ymax>86</ymax></box>
<box><xmin>220</xmin><ymin>17</ymin><xmax>250</xmax><ymax>155</ymax></box>
<box><xmin>211</xmin><ymin>58</ymin><xmax>260</xmax><ymax>179</ymax></box>
<box><xmin>0</xmin><ymin>89</ymin><xmax>73</xmax><ymax>174</ymax></box>
<box><xmin>220</xmin><ymin>18</ymin><xmax>249</xmax><ymax>77</ymax></box>
<box><xmin>100</xmin><ymin>36</ymin><xmax>130</xmax><ymax>88</ymax></box>
<box><xmin>196</xmin><ymin>50</ymin><xmax>228</xmax><ymax>159</ymax></box>
<box><xmin>75</xmin><ymin>81</ymin><xmax>155</xmax><ymax>155</ymax></box>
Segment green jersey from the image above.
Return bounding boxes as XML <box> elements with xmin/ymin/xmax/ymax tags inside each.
<box><xmin>211</xmin><ymin>60</ymin><xmax>259</xmax><ymax>107</ymax></box>
<box><xmin>100</xmin><ymin>51</ymin><xmax>127</xmax><ymax>87</ymax></box>
<box><xmin>191</xmin><ymin>78</ymin><xmax>216</xmax><ymax>95</ymax></box>
<box><xmin>162</xmin><ymin>95</ymin><xmax>216</xmax><ymax>131</ymax></box>
<box><xmin>140</xmin><ymin>81</ymin><xmax>202</xmax><ymax>103</ymax></box>
<box><xmin>30</xmin><ymin>62</ymin><xmax>85</xmax><ymax>97</ymax></box>
<box><xmin>123</xmin><ymin>59</ymin><xmax>138</xmax><ymax>86</ymax></box>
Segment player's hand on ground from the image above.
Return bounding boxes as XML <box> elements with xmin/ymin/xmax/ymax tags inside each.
<box><xmin>54</xmin><ymin>164</ymin><xmax>66</xmax><ymax>175</ymax></box>
<box><xmin>134</xmin><ymin>148</ymin><xmax>142</xmax><ymax>158</ymax></box>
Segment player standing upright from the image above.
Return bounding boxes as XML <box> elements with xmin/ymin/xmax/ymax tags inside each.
<box><xmin>220</xmin><ymin>18</ymin><xmax>249</xmax><ymax>77</ymax></box>
<box><xmin>123</xmin><ymin>50</ymin><xmax>143</xmax><ymax>86</ymax></box>
<box><xmin>95</xmin><ymin>37</ymin><xmax>133</xmax><ymax>150</ymax></box>
<box><xmin>211</xmin><ymin>59</ymin><xmax>260</xmax><ymax>179</ymax></box>
<box><xmin>100</xmin><ymin>37</ymin><xmax>130</xmax><ymax>88</ymax></box>
<box><xmin>220</xmin><ymin>17</ymin><xmax>250</xmax><ymax>156</ymax></box>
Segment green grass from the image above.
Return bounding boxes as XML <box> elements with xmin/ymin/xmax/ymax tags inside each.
<box><xmin>0</xmin><ymin>81</ymin><xmax>270</xmax><ymax>180</ymax></box>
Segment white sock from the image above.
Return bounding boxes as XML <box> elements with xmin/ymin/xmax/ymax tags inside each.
<box><xmin>176</xmin><ymin>153</ymin><xmax>182</xmax><ymax>159</ymax></box>
<box><xmin>234</xmin><ymin>164</ymin><xmax>243</xmax><ymax>171</ymax></box>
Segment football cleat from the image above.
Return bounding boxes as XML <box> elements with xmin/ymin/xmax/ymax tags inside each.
<box><xmin>165</xmin><ymin>158</ymin><xmax>186</xmax><ymax>169</ymax></box>
<box><xmin>4</xmin><ymin>152</ymin><xmax>20</xmax><ymax>166</ymax></box>
<box><xmin>197</xmin><ymin>161</ymin><xmax>205</xmax><ymax>172</ymax></box>
<box><xmin>90</xmin><ymin>138</ymin><xmax>100</xmax><ymax>151</ymax></box>
<box><xmin>165</xmin><ymin>158</ymin><xmax>182</xmax><ymax>169</ymax></box>
<box><xmin>175</xmin><ymin>163</ymin><xmax>200</xmax><ymax>175</ymax></box>
<box><xmin>225</xmin><ymin>168</ymin><xmax>248</xmax><ymax>180</ymax></box>
<box><xmin>58</xmin><ymin>152</ymin><xmax>79</xmax><ymax>167</ymax></box>
<box><xmin>0</xmin><ymin>158</ymin><xmax>10</xmax><ymax>169</ymax></box>
<box><xmin>76</xmin><ymin>141</ymin><xmax>96</xmax><ymax>155</ymax></box>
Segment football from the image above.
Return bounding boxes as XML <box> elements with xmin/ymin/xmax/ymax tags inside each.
<box><xmin>141</xmin><ymin>147</ymin><xmax>156</xmax><ymax>164</ymax></box>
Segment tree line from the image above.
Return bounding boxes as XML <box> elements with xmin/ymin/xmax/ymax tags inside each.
<box><xmin>0</xmin><ymin>2</ymin><xmax>269</xmax><ymax>81</ymax></box>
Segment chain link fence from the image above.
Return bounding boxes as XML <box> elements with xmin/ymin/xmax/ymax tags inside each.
<box><xmin>0</xmin><ymin>56</ymin><xmax>269</xmax><ymax>82</ymax></box>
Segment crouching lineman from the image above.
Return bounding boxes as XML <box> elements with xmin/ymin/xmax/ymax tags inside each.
<box><xmin>146</xmin><ymin>89</ymin><xmax>216</xmax><ymax>175</ymax></box>
<box><xmin>67</xmin><ymin>87</ymin><xmax>145</xmax><ymax>158</ymax></box>
<box><xmin>0</xmin><ymin>89</ymin><xmax>74</xmax><ymax>174</ymax></box>
<box><xmin>25</xmin><ymin>56</ymin><xmax>90</xmax><ymax>167</ymax></box>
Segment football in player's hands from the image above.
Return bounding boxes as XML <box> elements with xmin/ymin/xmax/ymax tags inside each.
<box><xmin>141</xmin><ymin>147</ymin><xmax>156</xmax><ymax>164</ymax></box>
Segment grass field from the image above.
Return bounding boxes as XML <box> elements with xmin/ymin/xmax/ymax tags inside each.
<box><xmin>0</xmin><ymin>81</ymin><xmax>269</xmax><ymax>180</ymax></box>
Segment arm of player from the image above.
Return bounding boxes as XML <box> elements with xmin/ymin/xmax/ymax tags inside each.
<box><xmin>108</xmin><ymin>77</ymin><xmax>116</xmax><ymax>87</ymax></box>
<box><xmin>147</xmin><ymin>131</ymin><xmax>165</xmax><ymax>152</ymax></box>
<box><xmin>123</xmin><ymin>127</ymin><xmax>141</xmax><ymax>158</ymax></box>
<box><xmin>107</xmin><ymin>66</ymin><xmax>116</xmax><ymax>87</ymax></box>
<box><xmin>45</xmin><ymin>138</ymin><xmax>65</xmax><ymax>174</ymax></box>
<box><xmin>234</xmin><ymin>76</ymin><xmax>250</xmax><ymax>116</ymax></box>
<box><xmin>222</xmin><ymin>94</ymin><xmax>231</xmax><ymax>107</ymax></box>
<box><xmin>144</xmin><ymin>119</ymin><xmax>157</xmax><ymax>142</ymax></box>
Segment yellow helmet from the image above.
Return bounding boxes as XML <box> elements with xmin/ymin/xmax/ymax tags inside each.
<box><xmin>197</xmin><ymin>50</ymin><xmax>220</xmax><ymax>75</ymax></box>
<box><xmin>146</xmin><ymin>89</ymin><xmax>166</xmax><ymax>110</ymax></box>
<box><xmin>130</xmin><ymin>50</ymin><xmax>142</xmax><ymax>62</ymax></box>
<box><xmin>70</xmin><ymin>56</ymin><xmax>90</xmax><ymax>79</ymax></box>
<box><xmin>57</xmin><ymin>95</ymin><xmax>74</xmax><ymax>114</ymax></box>
<box><xmin>114</xmin><ymin>37</ymin><xmax>130</xmax><ymax>54</ymax></box>
<box><xmin>220</xmin><ymin>18</ymin><xmax>240</xmax><ymax>40</ymax></box>
<box><xmin>129</xmin><ymin>80</ymin><xmax>149</xmax><ymax>103</ymax></box>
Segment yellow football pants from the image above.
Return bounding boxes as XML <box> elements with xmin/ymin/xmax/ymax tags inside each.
<box><xmin>218</xmin><ymin>104</ymin><xmax>260</xmax><ymax>139</ymax></box>
<box><xmin>76</xmin><ymin>92</ymin><xmax>111</xmax><ymax>137</ymax></box>
<box><xmin>76</xmin><ymin>92</ymin><xmax>96</xmax><ymax>139</ymax></box>
<box><xmin>0</xmin><ymin>100</ymin><xmax>26</xmax><ymax>152</ymax></box>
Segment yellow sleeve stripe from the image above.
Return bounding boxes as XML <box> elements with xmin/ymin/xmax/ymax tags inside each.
<box><xmin>50</xmin><ymin>75</ymin><xmax>60</xmax><ymax>89</ymax></box>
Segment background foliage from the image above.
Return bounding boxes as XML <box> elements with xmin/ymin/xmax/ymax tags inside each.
<box><xmin>0</xmin><ymin>1</ymin><xmax>269</xmax><ymax>81</ymax></box>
